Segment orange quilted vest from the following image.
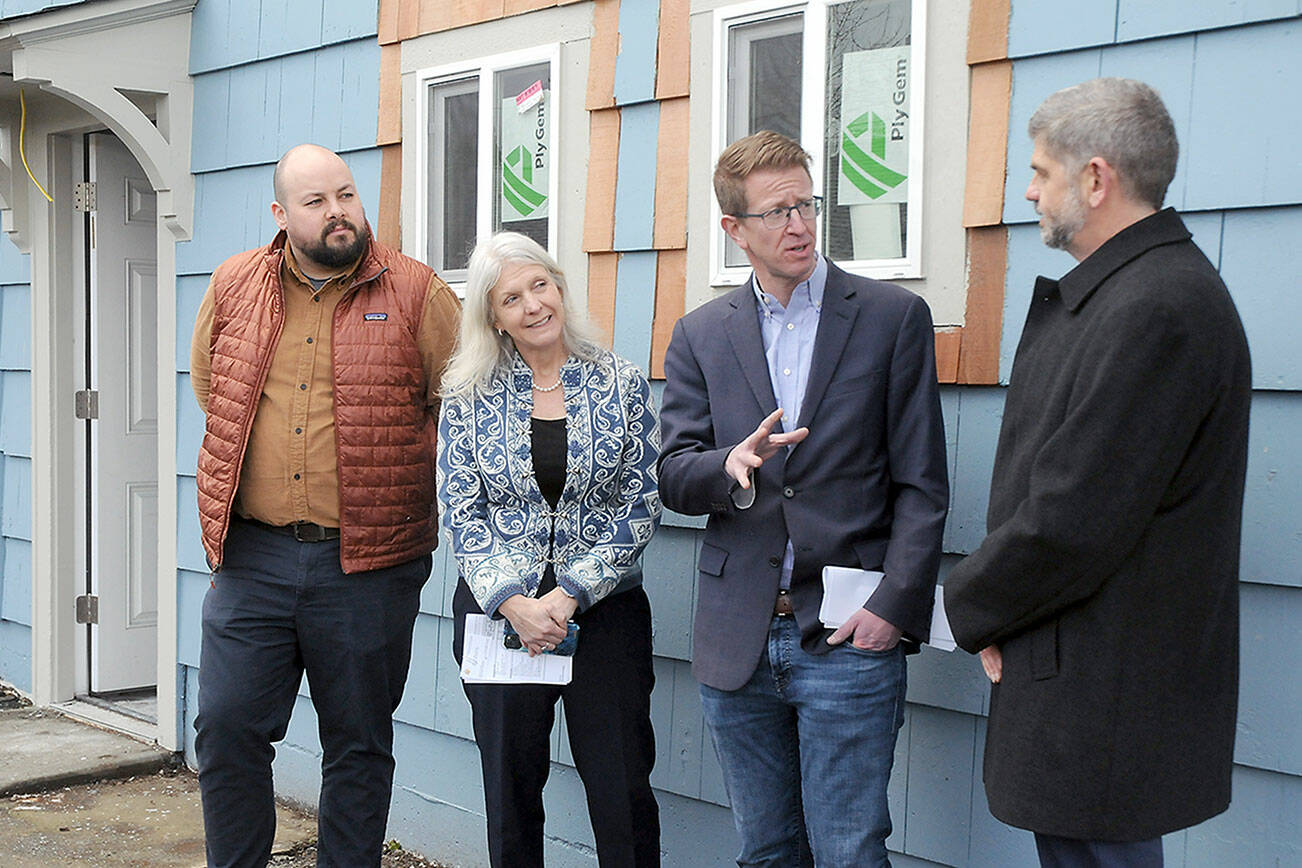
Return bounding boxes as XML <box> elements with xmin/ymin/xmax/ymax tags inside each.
<box><xmin>196</xmin><ymin>231</ymin><xmax>439</xmax><ymax>573</ymax></box>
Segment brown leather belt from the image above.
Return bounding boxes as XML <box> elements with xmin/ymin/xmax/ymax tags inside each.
<box><xmin>774</xmin><ymin>589</ymin><xmax>795</xmax><ymax>617</ymax></box>
<box><xmin>240</xmin><ymin>517</ymin><xmax>340</xmax><ymax>543</ymax></box>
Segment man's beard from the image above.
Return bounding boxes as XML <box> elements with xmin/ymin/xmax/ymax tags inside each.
<box><xmin>301</xmin><ymin>218</ymin><xmax>370</xmax><ymax>269</ymax></box>
<box><xmin>1039</xmin><ymin>187</ymin><xmax>1087</xmax><ymax>251</ymax></box>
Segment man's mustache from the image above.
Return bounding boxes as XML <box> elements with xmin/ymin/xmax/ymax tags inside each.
<box><xmin>323</xmin><ymin>218</ymin><xmax>358</xmax><ymax>237</ymax></box>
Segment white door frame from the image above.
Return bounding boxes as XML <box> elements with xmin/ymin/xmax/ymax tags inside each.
<box><xmin>0</xmin><ymin>0</ymin><xmax>195</xmax><ymax>750</ymax></box>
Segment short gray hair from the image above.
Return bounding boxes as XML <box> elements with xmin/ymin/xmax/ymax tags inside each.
<box><xmin>441</xmin><ymin>232</ymin><xmax>606</xmax><ymax>399</ymax></box>
<box><xmin>1028</xmin><ymin>78</ymin><xmax>1178</xmax><ymax>210</ymax></box>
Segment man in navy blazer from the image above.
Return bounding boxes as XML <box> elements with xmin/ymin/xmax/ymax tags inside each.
<box><xmin>658</xmin><ymin>131</ymin><xmax>948</xmax><ymax>866</ymax></box>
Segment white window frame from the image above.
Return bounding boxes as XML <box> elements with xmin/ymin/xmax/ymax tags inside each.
<box><xmin>416</xmin><ymin>44</ymin><xmax>562</xmax><ymax>292</ymax></box>
<box><xmin>710</xmin><ymin>0</ymin><xmax>927</xmax><ymax>285</ymax></box>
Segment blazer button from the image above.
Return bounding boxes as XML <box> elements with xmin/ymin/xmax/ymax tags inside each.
<box><xmin>768</xmin><ymin>556</ymin><xmax>781</xmax><ymax>568</ymax></box>
<box><xmin>782</xmin><ymin>486</ymin><xmax>795</xmax><ymax>498</ymax></box>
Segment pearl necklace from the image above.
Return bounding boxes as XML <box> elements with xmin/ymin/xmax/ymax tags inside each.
<box><xmin>532</xmin><ymin>375</ymin><xmax>563</xmax><ymax>393</ymax></box>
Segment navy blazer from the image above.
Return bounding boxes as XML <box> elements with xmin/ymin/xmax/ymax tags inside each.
<box><xmin>658</xmin><ymin>261</ymin><xmax>949</xmax><ymax>690</ymax></box>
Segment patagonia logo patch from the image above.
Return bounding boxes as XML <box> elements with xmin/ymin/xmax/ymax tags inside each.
<box><xmin>363</xmin><ymin>312</ymin><xmax>388</xmax><ymax>321</ymax></box>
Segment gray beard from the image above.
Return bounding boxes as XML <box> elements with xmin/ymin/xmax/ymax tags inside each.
<box><xmin>1039</xmin><ymin>204</ymin><xmax>1086</xmax><ymax>251</ymax></box>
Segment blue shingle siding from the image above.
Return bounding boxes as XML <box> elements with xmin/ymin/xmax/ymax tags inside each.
<box><xmin>0</xmin><ymin>235</ymin><xmax>32</xmax><ymax>692</ymax></box>
<box><xmin>189</xmin><ymin>0</ymin><xmax>378</xmax><ymax>75</ymax></box>
<box><xmin>0</xmin><ymin>0</ymin><xmax>83</xmax><ymax>21</ymax></box>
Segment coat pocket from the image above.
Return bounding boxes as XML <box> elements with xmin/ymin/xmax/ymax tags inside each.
<box><xmin>1031</xmin><ymin>618</ymin><xmax>1059</xmax><ymax>680</ymax></box>
<box><xmin>698</xmin><ymin>541</ymin><xmax>728</xmax><ymax>577</ymax></box>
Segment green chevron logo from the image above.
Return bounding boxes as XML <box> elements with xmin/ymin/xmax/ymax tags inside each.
<box><xmin>841</xmin><ymin>111</ymin><xmax>907</xmax><ymax>200</ymax></box>
<box><xmin>503</xmin><ymin>145</ymin><xmax>547</xmax><ymax>217</ymax></box>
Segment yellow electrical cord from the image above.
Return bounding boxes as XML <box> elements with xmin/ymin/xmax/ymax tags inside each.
<box><xmin>19</xmin><ymin>88</ymin><xmax>54</xmax><ymax>203</ymax></box>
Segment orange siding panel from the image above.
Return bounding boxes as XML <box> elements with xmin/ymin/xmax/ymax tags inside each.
<box><xmin>397</xmin><ymin>0</ymin><xmax>421</xmax><ymax>40</ymax></box>
<box><xmin>583</xmin><ymin>108</ymin><xmax>621</xmax><ymax>253</ymax></box>
<box><xmin>586</xmin><ymin>0</ymin><xmax>620</xmax><ymax>110</ymax></box>
<box><xmin>968</xmin><ymin>0</ymin><xmax>1010</xmax><ymax>64</ymax></box>
<box><xmin>934</xmin><ymin>329</ymin><xmax>962</xmax><ymax>384</ymax></box>
<box><xmin>958</xmin><ymin>225</ymin><xmax>1008</xmax><ymax>384</ymax></box>
<box><xmin>504</xmin><ymin>0</ymin><xmax>557</xmax><ymax>14</ymax></box>
<box><xmin>963</xmin><ymin>60</ymin><xmax>1012</xmax><ymax>228</ymax></box>
<box><xmin>650</xmin><ymin>249</ymin><xmax>686</xmax><ymax>379</ymax></box>
<box><xmin>587</xmin><ymin>252</ymin><xmax>619</xmax><ymax>345</ymax></box>
<box><xmin>653</xmin><ymin>97</ymin><xmax>690</xmax><ymax>250</ymax></box>
<box><xmin>378</xmin><ymin>0</ymin><xmax>400</xmax><ymax>45</ymax></box>
<box><xmin>423</xmin><ymin>0</ymin><xmax>506</xmax><ymax>34</ymax></box>
<box><xmin>656</xmin><ymin>0</ymin><xmax>691</xmax><ymax>100</ymax></box>
<box><xmin>378</xmin><ymin>44</ymin><xmax>403</xmax><ymax>146</ymax></box>
<box><xmin>377</xmin><ymin>144</ymin><xmax>404</xmax><ymax>249</ymax></box>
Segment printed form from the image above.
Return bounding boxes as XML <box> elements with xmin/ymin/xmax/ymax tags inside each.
<box><xmin>460</xmin><ymin>613</ymin><xmax>573</xmax><ymax>685</ymax></box>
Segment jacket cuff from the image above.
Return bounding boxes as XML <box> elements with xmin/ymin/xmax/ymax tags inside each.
<box><xmin>478</xmin><ymin>580</ymin><xmax>529</xmax><ymax>620</ymax></box>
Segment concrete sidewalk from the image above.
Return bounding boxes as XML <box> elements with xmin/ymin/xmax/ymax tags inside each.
<box><xmin>0</xmin><ymin>699</ymin><xmax>317</xmax><ymax>866</ymax></box>
<box><xmin>0</xmin><ymin>705</ymin><xmax>174</xmax><ymax>798</ymax></box>
<box><xmin>0</xmin><ymin>693</ymin><xmax>442</xmax><ymax>867</ymax></box>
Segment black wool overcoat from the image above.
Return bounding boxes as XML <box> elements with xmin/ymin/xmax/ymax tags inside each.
<box><xmin>944</xmin><ymin>209</ymin><xmax>1251</xmax><ymax>841</ymax></box>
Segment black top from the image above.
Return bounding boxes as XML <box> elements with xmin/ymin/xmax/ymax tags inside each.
<box><xmin>530</xmin><ymin>416</ymin><xmax>567</xmax><ymax>509</ymax></box>
<box><xmin>530</xmin><ymin>416</ymin><xmax>566</xmax><ymax>595</ymax></box>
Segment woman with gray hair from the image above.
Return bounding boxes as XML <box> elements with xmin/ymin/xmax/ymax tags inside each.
<box><xmin>437</xmin><ymin>231</ymin><xmax>662</xmax><ymax>867</ymax></box>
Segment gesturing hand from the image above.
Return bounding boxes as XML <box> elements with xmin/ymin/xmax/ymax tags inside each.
<box><xmin>725</xmin><ymin>408</ymin><xmax>810</xmax><ymax>489</ymax></box>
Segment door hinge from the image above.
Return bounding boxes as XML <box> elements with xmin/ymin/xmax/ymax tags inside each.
<box><xmin>74</xmin><ymin>181</ymin><xmax>97</xmax><ymax>213</ymax></box>
<box><xmin>76</xmin><ymin>594</ymin><xmax>99</xmax><ymax>625</ymax></box>
<box><xmin>75</xmin><ymin>389</ymin><xmax>99</xmax><ymax>420</ymax></box>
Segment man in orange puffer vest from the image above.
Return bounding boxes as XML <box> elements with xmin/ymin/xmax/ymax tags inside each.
<box><xmin>189</xmin><ymin>144</ymin><xmax>460</xmax><ymax>868</ymax></box>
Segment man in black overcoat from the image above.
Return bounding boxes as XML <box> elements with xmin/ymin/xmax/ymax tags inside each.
<box><xmin>944</xmin><ymin>78</ymin><xmax>1251</xmax><ymax>867</ymax></box>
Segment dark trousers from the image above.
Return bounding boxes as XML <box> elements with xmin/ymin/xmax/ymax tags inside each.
<box><xmin>453</xmin><ymin>580</ymin><xmax>660</xmax><ymax>867</ymax></box>
<box><xmin>195</xmin><ymin>518</ymin><xmax>429</xmax><ymax>868</ymax></box>
<box><xmin>1035</xmin><ymin>833</ymin><xmax>1164</xmax><ymax>868</ymax></box>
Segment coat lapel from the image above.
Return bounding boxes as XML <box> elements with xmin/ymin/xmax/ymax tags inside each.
<box><xmin>723</xmin><ymin>282</ymin><xmax>780</xmax><ymax>421</ymax></box>
<box><xmin>796</xmin><ymin>265</ymin><xmax>859</xmax><ymax>431</ymax></box>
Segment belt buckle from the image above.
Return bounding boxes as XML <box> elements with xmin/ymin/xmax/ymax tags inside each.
<box><xmin>292</xmin><ymin>522</ymin><xmax>326</xmax><ymax>543</ymax></box>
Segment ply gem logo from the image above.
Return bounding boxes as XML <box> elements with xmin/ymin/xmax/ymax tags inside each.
<box><xmin>503</xmin><ymin>145</ymin><xmax>546</xmax><ymax>217</ymax></box>
<box><xmin>840</xmin><ymin>111</ymin><xmax>907</xmax><ymax>201</ymax></box>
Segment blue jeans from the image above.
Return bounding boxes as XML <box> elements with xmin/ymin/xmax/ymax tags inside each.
<box><xmin>699</xmin><ymin>615</ymin><xmax>906</xmax><ymax>868</ymax></box>
<box><xmin>194</xmin><ymin>518</ymin><xmax>429</xmax><ymax>868</ymax></box>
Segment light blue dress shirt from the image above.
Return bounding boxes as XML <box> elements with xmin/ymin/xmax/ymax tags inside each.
<box><xmin>753</xmin><ymin>254</ymin><xmax>827</xmax><ymax>589</ymax></box>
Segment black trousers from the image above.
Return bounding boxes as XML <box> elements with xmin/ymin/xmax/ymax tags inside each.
<box><xmin>195</xmin><ymin>519</ymin><xmax>428</xmax><ymax>868</ymax></box>
<box><xmin>453</xmin><ymin>579</ymin><xmax>660</xmax><ymax>867</ymax></box>
<box><xmin>1035</xmin><ymin>833</ymin><xmax>1164</xmax><ymax>868</ymax></box>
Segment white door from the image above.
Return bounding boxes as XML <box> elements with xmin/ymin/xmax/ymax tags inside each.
<box><xmin>87</xmin><ymin>131</ymin><xmax>159</xmax><ymax>693</ymax></box>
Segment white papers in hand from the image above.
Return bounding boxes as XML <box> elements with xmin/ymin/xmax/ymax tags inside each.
<box><xmin>819</xmin><ymin>565</ymin><xmax>957</xmax><ymax>652</ymax></box>
<box><xmin>819</xmin><ymin>566</ymin><xmax>885</xmax><ymax>629</ymax></box>
<box><xmin>459</xmin><ymin>613</ymin><xmax>573</xmax><ymax>685</ymax></box>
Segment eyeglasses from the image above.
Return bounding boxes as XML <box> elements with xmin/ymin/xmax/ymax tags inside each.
<box><xmin>734</xmin><ymin>196</ymin><xmax>824</xmax><ymax>230</ymax></box>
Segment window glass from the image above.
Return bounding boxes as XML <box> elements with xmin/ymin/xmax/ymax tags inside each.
<box><xmin>725</xmin><ymin>14</ymin><xmax>802</xmax><ymax>267</ymax></box>
<box><xmin>428</xmin><ymin>78</ymin><xmax>478</xmax><ymax>274</ymax></box>
<box><xmin>493</xmin><ymin>62</ymin><xmax>551</xmax><ymax>250</ymax></box>
<box><xmin>716</xmin><ymin>0</ymin><xmax>920</xmax><ymax>279</ymax></box>
<box><xmin>423</xmin><ymin>53</ymin><xmax>555</xmax><ymax>283</ymax></box>
<box><xmin>823</xmin><ymin>0</ymin><xmax>912</xmax><ymax>262</ymax></box>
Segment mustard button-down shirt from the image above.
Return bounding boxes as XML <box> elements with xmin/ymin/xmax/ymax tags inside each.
<box><xmin>190</xmin><ymin>246</ymin><xmax>460</xmax><ymax>528</ymax></box>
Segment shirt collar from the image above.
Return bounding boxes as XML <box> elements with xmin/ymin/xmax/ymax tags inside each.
<box><xmin>282</xmin><ymin>242</ymin><xmax>363</xmax><ymax>293</ymax></box>
<box><xmin>752</xmin><ymin>253</ymin><xmax>828</xmax><ymax>314</ymax></box>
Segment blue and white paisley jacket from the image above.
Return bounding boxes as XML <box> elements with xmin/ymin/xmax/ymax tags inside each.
<box><xmin>437</xmin><ymin>350</ymin><xmax>661</xmax><ymax>617</ymax></box>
